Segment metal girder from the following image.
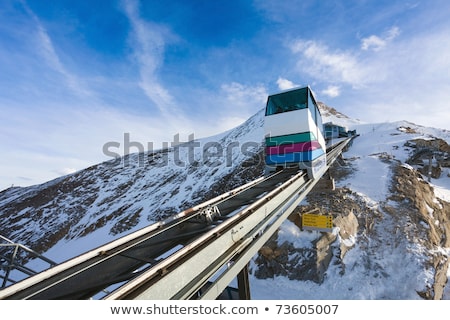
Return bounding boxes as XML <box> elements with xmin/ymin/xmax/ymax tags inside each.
<box><xmin>103</xmin><ymin>171</ymin><xmax>310</xmax><ymax>300</ymax></box>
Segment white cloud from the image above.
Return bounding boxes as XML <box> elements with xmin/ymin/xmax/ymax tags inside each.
<box><xmin>0</xmin><ymin>102</ymin><xmax>193</xmax><ymax>190</ymax></box>
<box><xmin>290</xmin><ymin>39</ymin><xmax>375</xmax><ymax>87</ymax></box>
<box><xmin>361</xmin><ymin>35</ymin><xmax>386</xmax><ymax>51</ymax></box>
<box><xmin>338</xmin><ymin>28</ymin><xmax>449</xmax><ymax>129</ymax></box>
<box><xmin>217</xmin><ymin>82</ymin><xmax>268</xmax><ymax>130</ymax></box>
<box><xmin>321</xmin><ymin>85</ymin><xmax>340</xmax><ymax>98</ymax></box>
<box><xmin>386</xmin><ymin>26</ymin><xmax>400</xmax><ymax>40</ymax></box>
<box><xmin>276</xmin><ymin>77</ymin><xmax>298</xmax><ymax>90</ymax></box>
<box><xmin>221</xmin><ymin>82</ymin><xmax>267</xmax><ymax>108</ymax></box>
<box><xmin>289</xmin><ymin>24</ymin><xmax>449</xmax><ymax>130</ymax></box>
<box><xmin>361</xmin><ymin>26</ymin><xmax>400</xmax><ymax>51</ymax></box>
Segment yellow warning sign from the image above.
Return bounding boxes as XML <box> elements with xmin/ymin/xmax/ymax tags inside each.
<box><xmin>302</xmin><ymin>213</ymin><xmax>333</xmax><ymax>232</ymax></box>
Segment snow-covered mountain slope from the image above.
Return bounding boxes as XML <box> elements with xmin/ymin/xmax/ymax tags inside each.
<box><xmin>1</xmin><ymin>105</ymin><xmax>449</xmax><ymax>299</ymax></box>
<box><xmin>0</xmin><ymin>110</ymin><xmax>265</xmax><ymax>263</ymax></box>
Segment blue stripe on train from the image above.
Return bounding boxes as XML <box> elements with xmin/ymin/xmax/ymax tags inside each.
<box><xmin>265</xmin><ymin>148</ymin><xmax>325</xmax><ymax>165</ymax></box>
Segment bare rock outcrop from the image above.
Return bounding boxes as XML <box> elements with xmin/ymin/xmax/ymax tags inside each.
<box><xmin>254</xmin><ymin>188</ymin><xmax>363</xmax><ymax>284</ymax></box>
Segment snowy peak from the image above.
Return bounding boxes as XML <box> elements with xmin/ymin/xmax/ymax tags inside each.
<box><xmin>318</xmin><ymin>101</ymin><xmax>350</xmax><ymax>119</ymax></box>
<box><xmin>318</xmin><ymin>101</ymin><xmax>362</xmax><ymax>131</ymax></box>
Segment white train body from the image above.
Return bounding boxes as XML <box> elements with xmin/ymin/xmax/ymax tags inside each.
<box><xmin>264</xmin><ymin>86</ymin><xmax>327</xmax><ymax>179</ymax></box>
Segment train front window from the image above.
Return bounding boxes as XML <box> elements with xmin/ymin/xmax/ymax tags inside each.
<box><xmin>265</xmin><ymin>87</ymin><xmax>309</xmax><ymax>116</ymax></box>
<box><xmin>266</xmin><ymin>102</ymin><xmax>306</xmax><ymax>115</ymax></box>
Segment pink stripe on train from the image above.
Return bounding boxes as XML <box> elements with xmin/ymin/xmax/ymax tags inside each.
<box><xmin>265</xmin><ymin>141</ymin><xmax>321</xmax><ymax>155</ymax></box>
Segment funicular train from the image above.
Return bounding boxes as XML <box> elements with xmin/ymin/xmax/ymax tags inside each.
<box><xmin>264</xmin><ymin>85</ymin><xmax>327</xmax><ymax>179</ymax></box>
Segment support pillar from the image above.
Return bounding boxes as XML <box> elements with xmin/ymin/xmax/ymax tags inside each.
<box><xmin>237</xmin><ymin>263</ymin><xmax>251</xmax><ymax>300</ymax></box>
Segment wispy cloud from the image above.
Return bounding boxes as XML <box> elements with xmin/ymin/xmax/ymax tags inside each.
<box><xmin>289</xmin><ymin>39</ymin><xmax>376</xmax><ymax>88</ymax></box>
<box><xmin>122</xmin><ymin>0</ymin><xmax>177</xmax><ymax>116</ymax></box>
<box><xmin>221</xmin><ymin>82</ymin><xmax>267</xmax><ymax>106</ymax></box>
<box><xmin>361</xmin><ymin>26</ymin><xmax>400</xmax><ymax>51</ymax></box>
<box><xmin>289</xmin><ymin>24</ymin><xmax>450</xmax><ymax>129</ymax></box>
<box><xmin>22</xmin><ymin>3</ymin><xmax>93</xmax><ymax>99</ymax></box>
<box><xmin>219</xmin><ymin>82</ymin><xmax>268</xmax><ymax>128</ymax></box>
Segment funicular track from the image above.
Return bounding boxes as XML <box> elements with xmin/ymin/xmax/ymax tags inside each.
<box><xmin>0</xmin><ymin>138</ymin><xmax>352</xmax><ymax>300</ymax></box>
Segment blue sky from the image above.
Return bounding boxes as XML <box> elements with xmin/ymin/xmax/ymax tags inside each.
<box><xmin>1</xmin><ymin>0</ymin><xmax>450</xmax><ymax>190</ymax></box>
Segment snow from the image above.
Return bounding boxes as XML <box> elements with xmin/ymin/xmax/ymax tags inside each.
<box><xmin>277</xmin><ymin>220</ymin><xmax>321</xmax><ymax>249</ymax></box>
<box><xmin>430</xmin><ymin>175</ymin><xmax>450</xmax><ymax>202</ymax></box>
<box><xmin>3</xmin><ymin>109</ymin><xmax>450</xmax><ymax>300</ymax></box>
<box><xmin>248</xmin><ymin>118</ymin><xmax>450</xmax><ymax>299</ymax></box>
